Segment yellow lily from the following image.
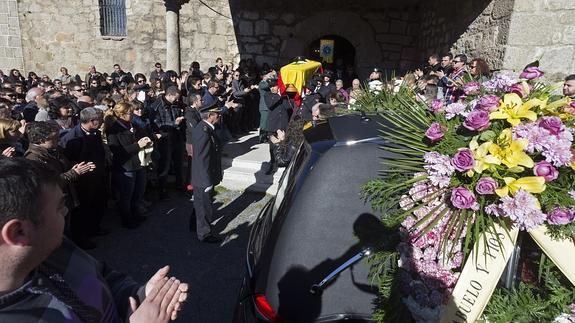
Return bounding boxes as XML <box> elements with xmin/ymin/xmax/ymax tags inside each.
<box><xmin>469</xmin><ymin>139</ymin><xmax>501</xmax><ymax>174</ymax></box>
<box><xmin>488</xmin><ymin>129</ymin><xmax>534</xmax><ymax>169</ymax></box>
<box><xmin>495</xmin><ymin>176</ymin><xmax>546</xmax><ymax>197</ymax></box>
<box><xmin>544</xmin><ymin>96</ymin><xmax>571</xmax><ymax>114</ymax></box>
<box><xmin>489</xmin><ymin>93</ymin><xmax>540</xmax><ymax>126</ymax></box>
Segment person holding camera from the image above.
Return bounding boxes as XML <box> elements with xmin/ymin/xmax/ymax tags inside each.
<box><xmin>104</xmin><ymin>101</ymin><xmax>152</xmax><ymax>229</ymax></box>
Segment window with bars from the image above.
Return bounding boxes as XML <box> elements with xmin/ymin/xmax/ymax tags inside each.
<box><xmin>99</xmin><ymin>0</ymin><xmax>127</xmax><ymax>37</ymax></box>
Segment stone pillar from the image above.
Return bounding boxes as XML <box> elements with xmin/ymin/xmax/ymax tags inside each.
<box><xmin>165</xmin><ymin>1</ymin><xmax>181</xmax><ymax>72</ymax></box>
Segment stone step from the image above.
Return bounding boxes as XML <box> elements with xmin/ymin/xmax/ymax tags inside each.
<box><xmin>221</xmin><ymin>165</ymin><xmax>284</xmax><ymax>194</ymax></box>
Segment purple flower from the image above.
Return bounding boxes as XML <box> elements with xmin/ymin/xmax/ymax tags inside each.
<box><xmin>538</xmin><ymin>116</ymin><xmax>563</xmax><ymax>135</ymax></box>
<box><xmin>450</xmin><ymin>187</ymin><xmax>479</xmax><ymax>210</ymax></box>
<box><xmin>476</xmin><ymin>95</ymin><xmax>501</xmax><ymax>112</ymax></box>
<box><xmin>429</xmin><ymin>99</ymin><xmax>444</xmax><ymax>113</ymax></box>
<box><xmin>451</xmin><ymin>148</ymin><xmax>475</xmax><ymax>172</ymax></box>
<box><xmin>533</xmin><ymin>161</ymin><xmax>559</xmax><ymax>182</ymax></box>
<box><xmin>475</xmin><ymin>177</ymin><xmax>498</xmax><ymax>195</ymax></box>
<box><xmin>463</xmin><ymin>110</ymin><xmax>491</xmax><ymax>131</ymax></box>
<box><xmin>509</xmin><ymin>83</ymin><xmax>527</xmax><ymax>98</ymax></box>
<box><xmin>519</xmin><ymin>66</ymin><xmax>544</xmax><ymax>80</ymax></box>
<box><xmin>547</xmin><ymin>207</ymin><xmax>575</xmax><ymax>225</ymax></box>
<box><xmin>483</xmin><ymin>71</ymin><xmax>519</xmax><ymax>92</ymax></box>
<box><xmin>425</xmin><ymin>122</ymin><xmax>445</xmax><ymax>142</ymax></box>
<box><xmin>463</xmin><ymin>82</ymin><xmax>481</xmax><ymax>95</ymax></box>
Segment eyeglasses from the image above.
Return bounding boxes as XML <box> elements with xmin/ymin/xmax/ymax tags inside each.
<box><xmin>137</xmin><ymin>80</ymin><xmax>145</xmax><ymax>83</ymax></box>
<box><xmin>453</xmin><ymin>60</ymin><xmax>463</xmax><ymax>63</ymax></box>
<box><xmin>91</xmin><ymin>82</ymin><xmax>98</xmax><ymax>85</ymax></box>
<box><xmin>470</xmin><ymin>65</ymin><xmax>477</xmax><ymax>69</ymax></box>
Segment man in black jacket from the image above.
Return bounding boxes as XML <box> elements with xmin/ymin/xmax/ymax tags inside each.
<box><xmin>184</xmin><ymin>94</ymin><xmax>203</xmax><ymax>191</ymax></box>
<box><xmin>59</xmin><ymin>107</ymin><xmax>107</xmax><ymax>249</ymax></box>
<box><xmin>264</xmin><ymin>79</ymin><xmax>292</xmax><ymax>174</ymax></box>
<box><xmin>149</xmin><ymin>86</ymin><xmax>185</xmax><ymax>198</ymax></box>
<box><xmin>191</xmin><ymin>106</ymin><xmax>223</xmax><ymax>243</ymax></box>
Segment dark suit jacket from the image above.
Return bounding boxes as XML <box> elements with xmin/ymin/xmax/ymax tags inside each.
<box><xmin>318</xmin><ymin>83</ymin><xmax>336</xmax><ymax>102</ymax></box>
<box><xmin>191</xmin><ymin>121</ymin><xmax>222</xmax><ymax>188</ymax></box>
<box><xmin>184</xmin><ymin>106</ymin><xmax>202</xmax><ymax>144</ymax></box>
<box><xmin>106</xmin><ymin>120</ymin><xmax>143</xmax><ymax>172</ymax></box>
<box><xmin>265</xmin><ymin>92</ymin><xmax>292</xmax><ymax>132</ymax></box>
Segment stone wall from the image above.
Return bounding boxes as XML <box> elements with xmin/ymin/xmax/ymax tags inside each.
<box><xmin>502</xmin><ymin>0</ymin><xmax>575</xmax><ymax>79</ymax></box>
<box><xmin>417</xmin><ymin>0</ymin><xmax>510</xmax><ymax>70</ymax></box>
<box><xmin>230</xmin><ymin>5</ymin><xmax>421</xmax><ymax>77</ymax></box>
<box><xmin>0</xmin><ymin>0</ymin><xmax>23</xmax><ymax>72</ymax></box>
<box><xmin>18</xmin><ymin>0</ymin><xmax>169</xmax><ymax>78</ymax></box>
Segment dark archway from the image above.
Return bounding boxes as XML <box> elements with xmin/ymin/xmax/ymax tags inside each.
<box><xmin>308</xmin><ymin>35</ymin><xmax>356</xmax><ymax>70</ymax></box>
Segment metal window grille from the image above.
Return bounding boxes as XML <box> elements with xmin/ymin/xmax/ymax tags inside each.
<box><xmin>99</xmin><ymin>0</ymin><xmax>127</xmax><ymax>37</ymax></box>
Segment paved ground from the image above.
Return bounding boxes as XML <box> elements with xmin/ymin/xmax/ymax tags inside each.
<box><xmin>88</xmin><ymin>189</ymin><xmax>272</xmax><ymax>322</ymax></box>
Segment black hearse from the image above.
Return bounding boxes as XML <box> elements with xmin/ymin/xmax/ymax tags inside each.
<box><xmin>234</xmin><ymin>114</ymin><xmax>386</xmax><ymax>323</ymax></box>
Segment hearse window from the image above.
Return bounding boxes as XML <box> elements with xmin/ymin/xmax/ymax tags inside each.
<box><xmin>272</xmin><ymin>142</ymin><xmax>309</xmax><ymax>220</ymax></box>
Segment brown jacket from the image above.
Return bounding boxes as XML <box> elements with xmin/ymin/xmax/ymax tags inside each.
<box><xmin>24</xmin><ymin>144</ymin><xmax>80</xmax><ymax>209</ymax></box>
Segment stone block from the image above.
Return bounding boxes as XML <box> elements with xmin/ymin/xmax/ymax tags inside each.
<box><xmin>152</xmin><ymin>39</ymin><xmax>166</xmax><ymax>49</ymax></box>
<box><xmin>272</xmin><ymin>25</ymin><xmax>290</xmax><ymax>37</ymax></box>
<box><xmin>255</xmin><ymin>20</ymin><xmax>269</xmax><ymax>36</ymax></box>
<box><xmin>264</xmin><ymin>12</ymin><xmax>278</xmax><ymax>20</ymax></box>
<box><xmin>513</xmin><ymin>0</ymin><xmax>538</xmax><ymax>12</ymax></box>
<box><xmin>199</xmin><ymin>17</ymin><xmax>215</xmax><ymax>34</ymax></box>
<box><xmin>0</xmin><ymin>35</ymin><xmax>7</xmax><ymax>47</ymax></box>
<box><xmin>243</xmin><ymin>11</ymin><xmax>259</xmax><ymax>20</ymax></box>
<box><xmin>194</xmin><ymin>33</ymin><xmax>207</xmax><ymax>49</ymax></box>
<box><xmin>14</xmin><ymin>46</ymin><xmax>22</xmax><ymax>58</ymax></box>
<box><xmin>54</xmin><ymin>32</ymin><xmax>73</xmax><ymax>43</ymax></box>
<box><xmin>507</xmin><ymin>14</ymin><xmax>559</xmax><ymax>46</ymax></box>
<box><xmin>544</xmin><ymin>0</ymin><xmax>575</xmax><ymax>10</ymax></box>
<box><xmin>492</xmin><ymin>0</ymin><xmax>514</xmax><ymax>19</ymax></box>
<box><xmin>7</xmin><ymin>1</ymin><xmax>16</xmax><ymax>15</ymax></box>
<box><xmin>281</xmin><ymin>13</ymin><xmax>295</xmax><ymax>24</ymax></box>
<box><xmin>539</xmin><ymin>45</ymin><xmax>575</xmax><ymax>73</ymax></box>
<box><xmin>212</xmin><ymin>35</ymin><xmax>227</xmax><ymax>50</ymax></box>
<box><xmin>238</xmin><ymin>20</ymin><xmax>253</xmax><ymax>36</ymax></box>
<box><xmin>370</xmin><ymin>20</ymin><xmax>389</xmax><ymax>33</ymax></box>
<box><xmin>215</xmin><ymin>21</ymin><xmax>231</xmax><ymax>35</ymax></box>
<box><xmin>376</xmin><ymin>34</ymin><xmax>412</xmax><ymax>45</ymax></box>
<box><xmin>244</xmin><ymin>43</ymin><xmax>263</xmax><ymax>54</ymax></box>
<box><xmin>0</xmin><ymin>2</ymin><xmax>8</xmax><ymax>15</ymax></box>
<box><xmin>563</xmin><ymin>25</ymin><xmax>575</xmax><ymax>43</ymax></box>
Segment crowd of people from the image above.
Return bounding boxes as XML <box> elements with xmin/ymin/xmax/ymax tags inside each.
<box><xmin>1</xmin><ymin>51</ymin><xmax>574</xmax><ymax>322</ymax></box>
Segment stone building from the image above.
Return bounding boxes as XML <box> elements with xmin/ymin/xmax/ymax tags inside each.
<box><xmin>0</xmin><ymin>0</ymin><xmax>573</xmax><ymax>79</ymax></box>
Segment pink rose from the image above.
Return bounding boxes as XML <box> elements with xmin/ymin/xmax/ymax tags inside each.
<box><xmin>509</xmin><ymin>83</ymin><xmax>527</xmax><ymax>98</ymax></box>
<box><xmin>538</xmin><ymin>116</ymin><xmax>563</xmax><ymax>135</ymax></box>
<box><xmin>475</xmin><ymin>177</ymin><xmax>498</xmax><ymax>195</ymax></box>
<box><xmin>476</xmin><ymin>95</ymin><xmax>500</xmax><ymax>112</ymax></box>
<box><xmin>463</xmin><ymin>110</ymin><xmax>491</xmax><ymax>131</ymax></box>
<box><xmin>425</xmin><ymin>122</ymin><xmax>445</xmax><ymax>142</ymax></box>
<box><xmin>451</xmin><ymin>148</ymin><xmax>475</xmax><ymax>172</ymax></box>
<box><xmin>533</xmin><ymin>161</ymin><xmax>559</xmax><ymax>182</ymax></box>
<box><xmin>547</xmin><ymin>207</ymin><xmax>575</xmax><ymax>225</ymax></box>
<box><xmin>519</xmin><ymin>66</ymin><xmax>544</xmax><ymax>80</ymax></box>
<box><xmin>429</xmin><ymin>99</ymin><xmax>444</xmax><ymax>113</ymax></box>
<box><xmin>463</xmin><ymin>82</ymin><xmax>481</xmax><ymax>95</ymax></box>
<box><xmin>450</xmin><ymin>186</ymin><xmax>478</xmax><ymax>210</ymax></box>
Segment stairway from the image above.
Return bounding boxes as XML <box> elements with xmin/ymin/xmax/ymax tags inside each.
<box><xmin>220</xmin><ymin>131</ymin><xmax>284</xmax><ymax>194</ymax></box>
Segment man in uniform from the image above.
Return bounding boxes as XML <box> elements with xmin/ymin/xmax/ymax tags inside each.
<box><xmin>191</xmin><ymin>106</ymin><xmax>223</xmax><ymax>243</ymax></box>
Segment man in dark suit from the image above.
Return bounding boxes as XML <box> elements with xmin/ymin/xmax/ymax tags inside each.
<box><xmin>184</xmin><ymin>94</ymin><xmax>203</xmax><ymax>191</ymax></box>
<box><xmin>264</xmin><ymin>79</ymin><xmax>293</xmax><ymax>174</ymax></box>
<box><xmin>191</xmin><ymin>106</ymin><xmax>223</xmax><ymax>243</ymax></box>
<box><xmin>59</xmin><ymin>107</ymin><xmax>108</xmax><ymax>249</ymax></box>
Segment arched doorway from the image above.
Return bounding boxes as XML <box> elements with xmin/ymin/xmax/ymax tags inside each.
<box><xmin>308</xmin><ymin>35</ymin><xmax>356</xmax><ymax>70</ymax></box>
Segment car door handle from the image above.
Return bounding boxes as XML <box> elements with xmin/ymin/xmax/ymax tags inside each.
<box><xmin>310</xmin><ymin>248</ymin><xmax>372</xmax><ymax>295</ymax></box>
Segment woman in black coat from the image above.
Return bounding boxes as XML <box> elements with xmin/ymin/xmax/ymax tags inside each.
<box><xmin>104</xmin><ymin>101</ymin><xmax>152</xmax><ymax>228</ymax></box>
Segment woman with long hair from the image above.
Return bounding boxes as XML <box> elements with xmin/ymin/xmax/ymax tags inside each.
<box><xmin>104</xmin><ymin>101</ymin><xmax>152</xmax><ymax>228</ymax></box>
<box><xmin>0</xmin><ymin>118</ymin><xmax>24</xmax><ymax>157</ymax></box>
<box><xmin>8</xmin><ymin>69</ymin><xmax>26</xmax><ymax>86</ymax></box>
<box><xmin>469</xmin><ymin>58</ymin><xmax>491</xmax><ymax>82</ymax></box>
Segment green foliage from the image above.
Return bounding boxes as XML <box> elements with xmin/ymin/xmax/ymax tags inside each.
<box><xmin>482</xmin><ymin>256</ymin><xmax>575</xmax><ymax>322</ymax></box>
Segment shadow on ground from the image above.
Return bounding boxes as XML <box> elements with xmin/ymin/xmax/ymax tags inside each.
<box><xmin>88</xmin><ymin>190</ymin><xmax>270</xmax><ymax>322</ymax></box>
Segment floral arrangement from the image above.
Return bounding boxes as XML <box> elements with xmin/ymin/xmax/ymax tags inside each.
<box><xmin>362</xmin><ymin>63</ymin><xmax>575</xmax><ymax>322</ymax></box>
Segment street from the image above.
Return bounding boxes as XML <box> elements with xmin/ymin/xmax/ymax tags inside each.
<box><xmin>88</xmin><ymin>190</ymin><xmax>271</xmax><ymax>322</ymax></box>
